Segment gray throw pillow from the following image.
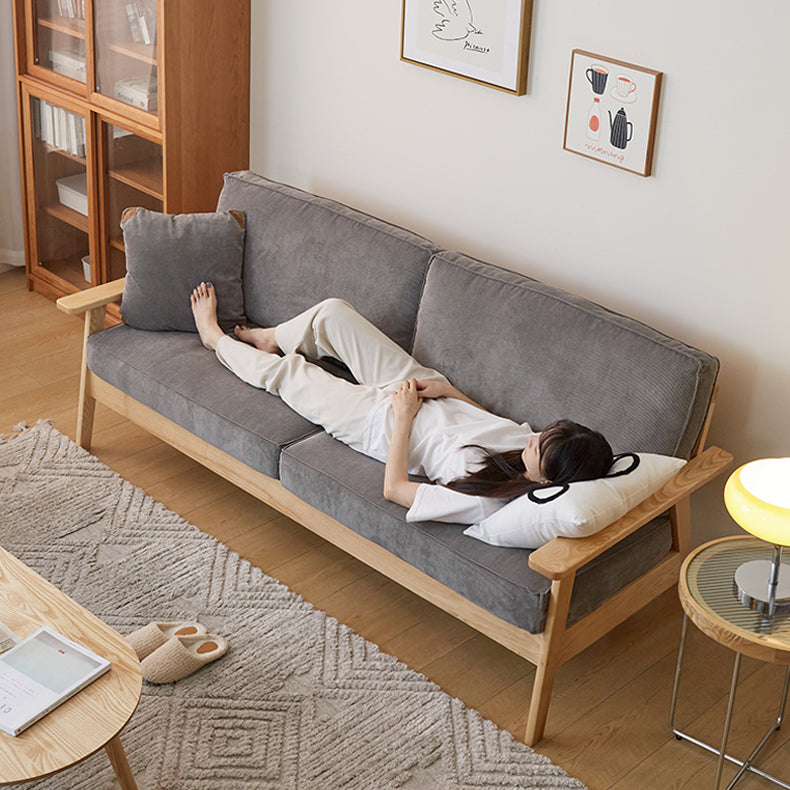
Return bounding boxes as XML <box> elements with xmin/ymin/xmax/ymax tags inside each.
<box><xmin>119</xmin><ymin>207</ymin><xmax>246</xmax><ymax>332</ymax></box>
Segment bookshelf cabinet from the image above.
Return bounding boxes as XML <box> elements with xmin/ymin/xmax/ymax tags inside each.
<box><xmin>13</xmin><ymin>0</ymin><xmax>250</xmax><ymax>315</ymax></box>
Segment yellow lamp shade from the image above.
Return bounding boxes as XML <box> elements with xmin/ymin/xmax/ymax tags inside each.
<box><xmin>724</xmin><ymin>458</ymin><xmax>790</xmax><ymax>546</ymax></box>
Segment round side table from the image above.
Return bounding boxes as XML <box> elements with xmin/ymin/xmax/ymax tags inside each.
<box><xmin>670</xmin><ymin>536</ymin><xmax>790</xmax><ymax>790</ymax></box>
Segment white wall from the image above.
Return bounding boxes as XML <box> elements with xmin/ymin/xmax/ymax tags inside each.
<box><xmin>249</xmin><ymin>0</ymin><xmax>790</xmax><ymax>545</ymax></box>
<box><xmin>0</xmin><ymin>6</ymin><xmax>25</xmax><ymax>269</ymax></box>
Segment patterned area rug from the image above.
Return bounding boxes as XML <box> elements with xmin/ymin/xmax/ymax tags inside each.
<box><xmin>0</xmin><ymin>421</ymin><xmax>586</xmax><ymax>789</ymax></box>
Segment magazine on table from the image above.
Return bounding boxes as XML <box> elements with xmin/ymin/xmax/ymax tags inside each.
<box><xmin>0</xmin><ymin>626</ymin><xmax>111</xmax><ymax>736</ymax></box>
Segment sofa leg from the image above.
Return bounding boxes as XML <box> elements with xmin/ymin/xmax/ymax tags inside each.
<box><xmin>526</xmin><ymin>659</ymin><xmax>560</xmax><ymax>746</ymax></box>
<box><xmin>76</xmin><ymin>381</ymin><xmax>96</xmax><ymax>450</ymax></box>
<box><xmin>524</xmin><ymin>574</ymin><xmax>575</xmax><ymax>746</ymax></box>
<box><xmin>76</xmin><ymin>306</ymin><xmax>105</xmax><ymax>450</ymax></box>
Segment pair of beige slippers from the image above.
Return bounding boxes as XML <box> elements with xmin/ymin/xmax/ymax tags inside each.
<box><xmin>125</xmin><ymin>621</ymin><xmax>228</xmax><ymax>683</ymax></box>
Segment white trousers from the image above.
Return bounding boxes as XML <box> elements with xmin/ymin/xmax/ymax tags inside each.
<box><xmin>214</xmin><ymin>298</ymin><xmax>448</xmax><ymax>451</ymax></box>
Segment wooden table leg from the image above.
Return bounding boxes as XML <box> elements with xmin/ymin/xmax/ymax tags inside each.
<box><xmin>105</xmin><ymin>735</ymin><xmax>138</xmax><ymax>790</ymax></box>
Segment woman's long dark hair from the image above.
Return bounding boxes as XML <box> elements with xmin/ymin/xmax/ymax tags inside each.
<box><xmin>445</xmin><ymin>419</ymin><xmax>613</xmax><ymax>500</ymax></box>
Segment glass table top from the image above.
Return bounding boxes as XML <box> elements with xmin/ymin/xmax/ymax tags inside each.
<box><xmin>686</xmin><ymin>538</ymin><xmax>790</xmax><ymax>646</ymax></box>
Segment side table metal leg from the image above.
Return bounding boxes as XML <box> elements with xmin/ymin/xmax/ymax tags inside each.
<box><xmin>725</xmin><ymin>666</ymin><xmax>790</xmax><ymax>790</ymax></box>
<box><xmin>105</xmin><ymin>735</ymin><xmax>138</xmax><ymax>790</ymax></box>
<box><xmin>669</xmin><ymin>614</ymin><xmax>689</xmax><ymax>735</ymax></box>
<box><xmin>669</xmin><ymin>614</ymin><xmax>790</xmax><ymax>788</ymax></box>
<box><xmin>715</xmin><ymin>652</ymin><xmax>742</xmax><ymax>790</ymax></box>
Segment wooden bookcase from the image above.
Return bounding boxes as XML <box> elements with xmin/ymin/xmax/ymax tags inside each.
<box><xmin>12</xmin><ymin>0</ymin><xmax>250</xmax><ymax>316</ymax></box>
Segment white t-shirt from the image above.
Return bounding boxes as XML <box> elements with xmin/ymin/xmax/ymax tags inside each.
<box><xmin>362</xmin><ymin>397</ymin><xmax>535</xmax><ymax>525</ymax></box>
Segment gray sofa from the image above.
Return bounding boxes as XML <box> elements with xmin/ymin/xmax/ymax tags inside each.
<box><xmin>58</xmin><ymin>171</ymin><xmax>732</xmax><ymax>744</ymax></box>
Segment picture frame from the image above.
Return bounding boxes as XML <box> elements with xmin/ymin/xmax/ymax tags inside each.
<box><xmin>400</xmin><ymin>0</ymin><xmax>533</xmax><ymax>95</ymax></box>
<box><xmin>563</xmin><ymin>49</ymin><xmax>663</xmax><ymax>176</ymax></box>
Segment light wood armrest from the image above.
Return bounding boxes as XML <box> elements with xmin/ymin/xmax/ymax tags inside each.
<box><xmin>56</xmin><ymin>278</ymin><xmax>126</xmax><ymax>315</ymax></box>
<box><xmin>528</xmin><ymin>446</ymin><xmax>733</xmax><ymax>580</ymax></box>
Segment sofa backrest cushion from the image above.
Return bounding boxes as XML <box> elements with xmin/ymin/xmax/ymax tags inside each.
<box><xmin>216</xmin><ymin>172</ymin><xmax>438</xmax><ymax>351</ymax></box>
<box><xmin>412</xmin><ymin>251</ymin><xmax>719</xmax><ymax>458</ymax></box>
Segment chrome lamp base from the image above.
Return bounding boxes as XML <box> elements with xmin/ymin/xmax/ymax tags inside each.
<box><xmin>734</xmin><ymin>557</ymin><xmax>790</xmax><ymax>615</ymax></box>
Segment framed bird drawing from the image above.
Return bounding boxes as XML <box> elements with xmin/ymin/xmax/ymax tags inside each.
<box><xmin>401</xmin><ymin>0</ymin><xmax>533</xmax><ymax>94</ymax></box>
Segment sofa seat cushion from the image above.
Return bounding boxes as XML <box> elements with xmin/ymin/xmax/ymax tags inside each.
<box><xmin>280</xmin><ymin>432</ymin><xmax>674</xmax><ymax>633</ymax></box>
<box><xmin>216</xmin><ymin>172</ymin><xmax>438</xmax><ymax>353</ymax></box>
<box><xmin>87</xmin><ymin>325</ymin><xmax>321</xmax><ymax>478</ymax></box>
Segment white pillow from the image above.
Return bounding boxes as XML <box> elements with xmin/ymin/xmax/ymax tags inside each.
<box><xmin>463</xmin><ymin>453</ymin><xmax>686</xmax><ymax>550</ymax></box>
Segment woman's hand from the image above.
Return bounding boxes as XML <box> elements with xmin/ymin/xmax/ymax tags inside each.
<box><xmin>415</xmin><ymin>379</ymin><xmax>451</xmax><ymax>400</ymax></box>
<box><xmin>392</xmin><ymin>378</ymin><xmax>423</xmax><ymax>424</ymax></box>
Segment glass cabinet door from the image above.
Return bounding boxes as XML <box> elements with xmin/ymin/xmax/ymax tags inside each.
<box><xmin>27</xmin><ymin>94</ymin><xmax>93</xmax><ymax>288</ymax></box>
<box><xmin>102</xmin><ymin>122</ymin><xmax>163</xmax><ymax>280</ymax></box>
<box><xmin>31</xmin><ymin>0</ymin><xmax>87</xmax><ymax>85</ymax></box>
<box><xmin>93</xmin><ymin>1</ymin><xmax>158</xmax><ymax>116</ymax></box>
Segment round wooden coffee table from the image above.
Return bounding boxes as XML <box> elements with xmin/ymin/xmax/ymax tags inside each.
<box><xmin>0</xmin><ymin>547</ymin><xmax>142</xmax><ymax>788</ymax></box>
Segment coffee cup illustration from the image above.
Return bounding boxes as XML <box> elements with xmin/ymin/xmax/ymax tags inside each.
<box><xmin>585</xmin><ymin>64</ymin><xmax>608</xmax><ymax>95</ymax></box>
<box><xmin>615</xmin><ymin>74</ymin><xmax>637</xmax><ymax>99</ymax></box>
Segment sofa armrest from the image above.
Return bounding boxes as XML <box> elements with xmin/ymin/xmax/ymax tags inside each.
<box><xmin>56</xmin><ymin>278</ymin><xmax>126</xmax><ymax>315</ymax></box>
<box><xmin>528</xmin><ymin>446</ymin><xmax>733</xmax><ymax>580</ymax></box>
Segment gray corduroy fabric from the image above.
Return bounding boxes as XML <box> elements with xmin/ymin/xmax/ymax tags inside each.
<box><xmin>119</xmin><ymin>208</ymin><xmax>246</xmax><ymax>333</ymax></box>
<box><xmin>86</xmin><ymin>326</ymin><xmax>320</xmax><ymax>478</ymax></box>
<box><xmin>412</xmin><ymin>252</ymin><xmax>719</xmax><ymax>459</ymax></box>
<box><xmin>216</xmin><ymin>172</ymin><xmax>438</xmax><ymax>352</ymax></box>
<box><xmin>279</xmin><ymin>433</ymin><xmax>674</xmax><ymax>633</ymax></box>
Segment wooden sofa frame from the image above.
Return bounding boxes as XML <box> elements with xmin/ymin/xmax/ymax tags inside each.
<box><xmin>57</xmin><ymin>280</ymin><xmax>734</xmax><ymax>745</ymax></box>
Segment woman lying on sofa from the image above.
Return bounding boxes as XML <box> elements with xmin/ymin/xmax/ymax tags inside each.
<box><xmin>190</xmin><ymin>283</ymin><xmax>613</xmax><ymax>524</ymax></box>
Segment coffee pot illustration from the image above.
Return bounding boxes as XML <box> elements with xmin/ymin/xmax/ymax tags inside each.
<box><xmin>608</xmin><ymin>108</ymin><xmax>633</xmax><ymax>149</ymax></box>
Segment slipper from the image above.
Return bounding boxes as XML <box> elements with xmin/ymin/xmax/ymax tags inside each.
<box><xmin>125</xmin><ymin>621</ymin><xmax>207</xmax><ymax>660</ymax></box>
<box><xmin>140</xmin><ymin>634</ymin><xmax>229</xmax><ymax>684</ymax></box>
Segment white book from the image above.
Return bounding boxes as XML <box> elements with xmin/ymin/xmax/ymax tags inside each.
<box><xmin>54</xmin><ymin>107</ymin><xmax>62</xmax><ymax>149</ymax></box>
<box><xmin>139</xmin><ymin>15</ymin><xmax>151</xmax><ymax>46</ymax></box>
<box><xmin>77</xmin><ymin>116</ymin><xmax>86</xmax><ymax>157</ymax></box>
<box><xmin>0</xmin><ymin>627</ymin><xmax>110</xmax><ymax>737</ymax></box>
<box><xmin>42</xmin><ymin>102</ymin><xmax>54</xmax><ymax>146</ymax></box>
<box><xmin>126</xmin><ymin>3</ymin><xmax>141</xmax><ymax>42</ymax></box>
<box><xmin>66</xmin><ymin>112</ymin><xmax>78</xmax><ymax>156</ymax></box>
<box><xmin>52</xmin><ymin>106</ymin><xmax>61</xmax><ymax>149</ymax></box>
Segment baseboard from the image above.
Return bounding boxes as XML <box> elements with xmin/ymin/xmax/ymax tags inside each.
<box><xmin>0</xmin><ymin>250</ymin><xmax>25</xmax><ymax>271</ymax></box>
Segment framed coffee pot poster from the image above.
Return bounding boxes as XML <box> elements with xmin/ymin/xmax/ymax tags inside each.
<box><xmin>563</xmin><ymin>50</ymin><xmax>663</xmax><ymax>176</ymax></box>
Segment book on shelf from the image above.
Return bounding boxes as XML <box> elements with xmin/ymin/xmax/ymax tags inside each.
<box><xmin>49</xmin><ymin>44</ymin><xmax>87</xmax><ymax>82</ymax></box>
<box><xmin>56</xmin><ymin>0</ymin><xmax>85</xmax><ymax>20</ymax></box>
<box><xmin>113</xmin><ymin>76</ymin><xmax>158</xmax><ymax>112</ymax></box>
<box><xmin>125</xmin><ymin>0</ymin><xmax>156</xmax><ymax>46</ymax></box>
<box><xmin>0</xmin><ymin>626</ymin><xmax>110</xmax><ymax>737</ymax></box>
<box><xmin>37</xmin><ymin>101</ymin><xmax>86</xmax><ymax>157</ymax></box>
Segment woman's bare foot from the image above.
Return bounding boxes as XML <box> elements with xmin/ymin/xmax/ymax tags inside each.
<box><xmin>190</xmin><ymin>282</ymin><xmax>224</xmax><ymax>350</ymax></box>
<box><xmin>233</xmin><ymin>324</ymin><xmax>280</xmax><ymax>354</ymax></box>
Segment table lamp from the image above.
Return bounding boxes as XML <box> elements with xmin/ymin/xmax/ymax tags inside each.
<box><xmin>724</xmin><ymin>458</ymin><xmax>790</xmax><ymax>617</ymax></box>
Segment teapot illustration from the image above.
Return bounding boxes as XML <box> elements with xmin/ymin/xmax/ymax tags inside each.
<box><xmin>608</xmin><ymin>108</ymin><xmax>633</xmax><ymax>150</ymax></box>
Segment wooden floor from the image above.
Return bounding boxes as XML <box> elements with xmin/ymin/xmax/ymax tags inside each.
<box><xmin>2</xmin><ymin>266</ymin><xmax>789</xmax><ymax>789</ymax></box>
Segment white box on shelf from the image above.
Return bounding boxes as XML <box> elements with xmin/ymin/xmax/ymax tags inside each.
<box><xmin>81</xmin><ymin>255</ymin><xmax>91</xmax><ymax>282</ymax></box>
<box><xmin>112</xmin><ymin>77</ymin><xmax>158</xmax><ymax>112</ymax></box>
<box><xmin>49</xmin><ymin>47</ymin><xmax>86</xmax><ymax>81</ymax></box>
<box><xmin>55</xmin><ymin>173</ymin><xmax>88</xmax><ymax>216</ymax></box>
